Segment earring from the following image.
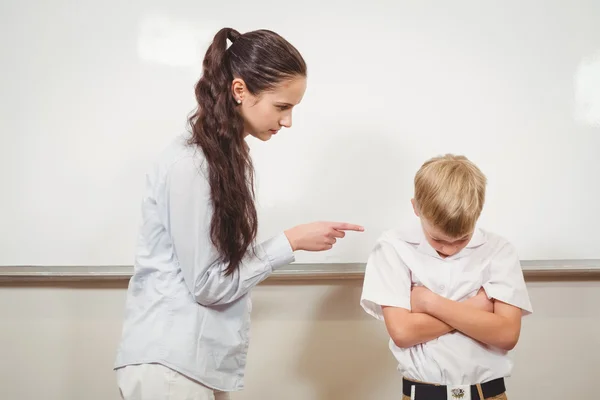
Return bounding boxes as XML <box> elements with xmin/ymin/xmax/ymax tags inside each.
<box><xmin>236</xmin><ymin>99</ymin><xmax>242</xmax><ymax>104</ymax></box>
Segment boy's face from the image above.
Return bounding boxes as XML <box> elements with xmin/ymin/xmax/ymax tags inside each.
<box><xmin>412</xmin><ymin>199</ymin><xmax>473</xmax><ymax>258</ymax></box>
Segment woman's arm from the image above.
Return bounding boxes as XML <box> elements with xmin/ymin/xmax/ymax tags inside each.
<box><xmin>167</xmin><ymin>157</ymin><xmax>362</xmax><ymax>306</ymax></box>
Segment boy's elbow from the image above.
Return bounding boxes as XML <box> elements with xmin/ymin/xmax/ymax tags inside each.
<box><xmin>392</xmin><ymin>338</ymin><xmax>413</xmax><ymax>349</ymax></box>
<box><xmin>390</xmin><ymin>329</ymin><xmax>416</xmax><ymax>349</ymax></box>
<box><xmin>497</xmin><ymin>328</ymin><xmax>520</xmax><ymax>351</ymax></box>
<box><xmin>499</xmin><ymin>336</ymin><xmax>519</xmax><ymax>351</ymax></box>
<box><xmin>498</xmin><ymin>340</ymin><xmax>517</xmax><ymax>351</ymax></box>
<box><xmin>382</xmin><ymin>308</ymin><xmax>419</xmax><ymax>349</ymax></box>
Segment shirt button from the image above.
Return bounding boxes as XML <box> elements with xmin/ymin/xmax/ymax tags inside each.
<box><xmin>440</xmin><ymin>285</ymin><xmax>445</xmax><ymax>291</ymax></box>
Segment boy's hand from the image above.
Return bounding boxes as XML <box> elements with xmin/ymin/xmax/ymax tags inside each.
<box><xmin>410</xmin><ymin>285</ymin><xmax>437</xmax><ymax>313</ymax></box>
<box><xmin>466</xmin><ymin>288</ymin><xmax>494</xmax><ymax>313</ymax></box>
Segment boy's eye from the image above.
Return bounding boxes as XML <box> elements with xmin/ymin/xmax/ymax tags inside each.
<box><xmin>277</xmin><ymin>105</ymin><xmax>289</xmax><ymax>111</ymax></box>
<box><xmin>433</xmin><ymin>237</ymin><xmax>467</xmax><ymax>244</ymax></box>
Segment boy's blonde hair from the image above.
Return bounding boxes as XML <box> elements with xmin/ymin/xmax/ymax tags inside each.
<box><xmin>414</xmin><ymin>154</ymin><xmax>487</xmax><ymax>238</ymax></box>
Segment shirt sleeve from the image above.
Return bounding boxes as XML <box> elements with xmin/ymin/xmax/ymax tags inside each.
<box><xmin>482</xmin><ymin>242</ymin><xmax>533</xmax><ymax>316</ymax></box>
<box><xmin>164</xmin><ymin>156</ymin><xmax>295</xmax><ymax>306</ymax></box>
<box><xmin>360</xmin><ymin>238</ymin><xmax>413</xmax><ymax>321</ymax></box>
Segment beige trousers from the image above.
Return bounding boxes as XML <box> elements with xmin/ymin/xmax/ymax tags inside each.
<box><xmin>116</xmin><ymin>364</ymin><xmax>230</xmax><ymax>400</ymax></box>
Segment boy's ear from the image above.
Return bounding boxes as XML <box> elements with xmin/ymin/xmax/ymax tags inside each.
<box><xmin>411</xmin><ymin>198</ymin><xmax>420</xmax><ymax>217</ymax></box>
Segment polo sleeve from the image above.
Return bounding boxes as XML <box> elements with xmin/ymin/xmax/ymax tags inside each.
<box><xmin>482</xmin><ymin>242</ymin><xmax>533</xmax><ymax>316</ymax></box>
<box><xmin>360</xmin><ymin>239</ymin><xmax>413</xmax><ymax>321</ymax></box>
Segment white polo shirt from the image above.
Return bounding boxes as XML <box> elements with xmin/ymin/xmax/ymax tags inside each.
<box><xmin>360</xmin><ymin>223</ymin><xmax>533</xmax><ymax>385</ymax></box>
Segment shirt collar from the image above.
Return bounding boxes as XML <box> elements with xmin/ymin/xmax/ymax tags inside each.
<box><xmin>397</xmin><ymin>222</ymin><xmax>487</xmax><ymax>260</ymax></box>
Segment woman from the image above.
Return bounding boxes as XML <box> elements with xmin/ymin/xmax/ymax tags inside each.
<box><xmin>114</xmin><ymin>27</ymin><xmax>363</xmax><ymax>399</ymax></box>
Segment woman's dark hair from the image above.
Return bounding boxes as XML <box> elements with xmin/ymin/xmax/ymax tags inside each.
<box><xmin>188</xmin><ymin>28</ymin><xmax>306</xmax><ymax>275</ymax></box>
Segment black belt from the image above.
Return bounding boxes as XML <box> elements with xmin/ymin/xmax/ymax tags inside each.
<box><xmin>402</xmin><ymin>377</ymin><xmax>505</xmax><ymax>399</ymax></box>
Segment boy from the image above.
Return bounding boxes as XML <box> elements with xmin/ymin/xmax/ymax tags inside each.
<box><xmin>360</xmin><ymin>154</ymin><xmax>532</xmax><ymax>400</ymax></box>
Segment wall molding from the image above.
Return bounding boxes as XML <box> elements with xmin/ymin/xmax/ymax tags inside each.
<box><xmin>1</xmin><ymin>260</ymin><xmax>599</xmax><ymax>283</ymax></box>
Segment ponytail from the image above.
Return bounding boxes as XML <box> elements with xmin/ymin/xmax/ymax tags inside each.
<box><xmin>188</xmin><ymin>27</ymin><xmax>307</xmax><ymax>275</ymax></box>
<box><xmin>188</xmin><ymin>28</ymin><xmax>256</xmax><ymax>276</ymax></box>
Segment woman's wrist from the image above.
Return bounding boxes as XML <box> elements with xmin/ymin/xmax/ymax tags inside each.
<box><xmin>284</xmin><ymin>228</ymin><xmax>298</xmax><ymax>251</ymax></box>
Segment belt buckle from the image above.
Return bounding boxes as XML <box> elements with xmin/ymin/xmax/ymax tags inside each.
<box><xmin>447</xmin><ymin>385</ymin><xmax>471</xmax><ymax>400</ymax></box>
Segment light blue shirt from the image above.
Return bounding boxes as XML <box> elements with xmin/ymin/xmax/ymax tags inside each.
<box><xmin>114</xmin><ymin>134</ymin><xmax>295</xmax><ymax>391</ymax></box>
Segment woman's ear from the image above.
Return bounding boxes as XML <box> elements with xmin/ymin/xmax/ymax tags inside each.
<box><xmin>231</xmin><ymin>78</ymin><xmax>246</xmax><ymax>103</ymax></box>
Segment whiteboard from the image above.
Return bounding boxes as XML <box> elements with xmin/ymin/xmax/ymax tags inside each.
<box><xmin>1</xmin><ymin>0</ymin><xmax>599</xmax><ymax>266</ymax></box>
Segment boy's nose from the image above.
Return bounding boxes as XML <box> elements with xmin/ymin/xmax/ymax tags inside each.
<box><xmin>443</xmin><ymin>246</ymin><xmax>459</xmax><ymax>256</ymax></box>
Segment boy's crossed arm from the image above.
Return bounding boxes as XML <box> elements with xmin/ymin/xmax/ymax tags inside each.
<box><xmin>410</xmin><ymin>286</ymin><xmax>522</xmax><ymax>351</ymax></box>
<box><xmin>382</xmin><ymin>288</ymin><xmax>494</xmax><ymax>348</ymax></box>
<box><xmin>366</xmin><ymin>240</ymin><xmax>526</xmax><ymax>351</ymax></box>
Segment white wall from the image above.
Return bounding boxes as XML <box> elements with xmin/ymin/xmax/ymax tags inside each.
<box><xmin>0</xmin><ymin>278</ymin><xmax>598</xmax><ymax>400</ymax></box>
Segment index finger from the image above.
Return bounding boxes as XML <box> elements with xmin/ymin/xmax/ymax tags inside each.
<box><xmin>331</xmin><ymin>222</ymin><xmax>364</xmax><ymax>232</ymax></box>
